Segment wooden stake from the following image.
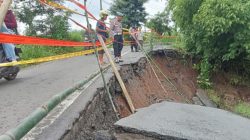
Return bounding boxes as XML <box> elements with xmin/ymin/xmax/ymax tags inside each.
<box><xmin>97</xmin><ymin>35</ymin><xmax>136</xmax><ymax>113</ymax></box>
<box><xmin>0</xmin><ymin>0</ymin><xmax>12</xmax><ymax>27</ymax></box>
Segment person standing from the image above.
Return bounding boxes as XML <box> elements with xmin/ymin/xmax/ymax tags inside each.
<box><xmin>129</xmin><ymin>26</ymin><xmax>138</xmax><ymax>52</ymax></box>
<box><xmin>0</xmin><ymin>23</ymin><xmax>17</xmax><ymax>62</ymax></box>
<box><xmin>96</xmin><ymin>10</ymin><xmax>109</xmax><ymax>65</ymax></box>
<box><xmin>110</xmin><ymin>12</ymin><xmax>123</xmax><ymax>63</ymax></box>
<box><xmin>0</xmin><ymin>7</ymin><xmax>18</xmax><ymax>62</ymax></box>
<box><xmin>137</xmin><ymin>27</ymin><xmax>144</xmax><ymax>50</ymax></box>
<box><xmin>4</xmin><ymin>9</ymin><xmax>18</xmax><ymax>34</ymax></box>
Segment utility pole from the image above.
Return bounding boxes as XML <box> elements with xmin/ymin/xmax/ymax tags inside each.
<box><xmin>84</xmin><ymin>0</ymin><xmax>89</xmax><ymax>26</ymax></box>
<box><xmin>0</xmin><ymin>0</ymin><xmax>12</xmax><ymax>27</ymax></box>
<box><xmin>100</xmin><ymin>0</ymin><xmax>103</xmax><ymax>10</ymax></box>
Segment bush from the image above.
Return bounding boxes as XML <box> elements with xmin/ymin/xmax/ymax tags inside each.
<box><xmin>234</xmin><ymin>103</ymin><xmax>250</xmax><ymax>118</ymax></box>
<box><xmin>68</xmin><ymin>30</ymin><xmax>84</xmax><ymax>42</ymax></box>
<box><xmin>19</xmin><ymin>45</ymin><xmax>55</xmax><ymax>60</ymax></box>
<box><xmin>18</xmin><ymin>30</ymin><xmax>85</xmax><ymax>60</ymax></box>
<box><xmin>168</xmin><ymin>0</ymin><xmax>250</xmax><ymax>87</ymax></box>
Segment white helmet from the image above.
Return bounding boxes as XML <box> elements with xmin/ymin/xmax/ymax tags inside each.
<box><xmin>100</xmin><ymin>10</ymin><xmax>109</xmax><ymax>18</ymax></box>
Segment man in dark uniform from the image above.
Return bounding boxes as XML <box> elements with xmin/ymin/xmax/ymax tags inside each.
<box><xmin>110</xmin><ymin>12</ymin><xmax>123</xmax><ymax>63</ymax></box>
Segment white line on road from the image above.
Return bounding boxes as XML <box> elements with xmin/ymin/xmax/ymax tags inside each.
<box><xmin>23</xmin><ymin>50</ymin><xmax>130</xmax><ymax>140</ymax></box>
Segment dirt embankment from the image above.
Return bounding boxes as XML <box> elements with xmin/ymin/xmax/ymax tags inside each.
<box><xmin>211</xmin><ymin>72</ymin><xmax>250</xmax><ymax>110</ymax></box>
<box><xmin>110</xmin><ymin>50</ymin><xmax>198</xmax><ymax>117</ymax></box>
<box><xmin>62</xmin><ymin>89</ymin><xmax>117</xmax><ymax>140</ymax></box>
<box><xmin>62</xmin><ymin>50</ymin><xmax>199</xmax><ymax>140</ymax></box>
<box><xmin>61</xmin><ymin>49</ymin><xmax>250</xmax><ymax>140</ymax></box>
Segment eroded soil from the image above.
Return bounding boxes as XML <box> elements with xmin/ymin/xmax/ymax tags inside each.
<box><xmin>212</xmin><ymin>72</ymin><xmax>250</xmax><ymax>108</ymax></box>
<box><xmin>112</xmin><ymin>51</ymin><xmax>198</xmax><ymax>117</ymax></box>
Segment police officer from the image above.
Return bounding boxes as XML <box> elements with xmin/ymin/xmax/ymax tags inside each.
<box><xmin>110</xmin><ymin>12</ymin><xmax>123</xmax><ymax>63</ymax></box>
<box><xmin>129</xmin><ymin>26</ymin><xmax>138</xmax><ymax>52</ymax></box>
<box><xmin>96</xmin><ymin>10</ymin><xmax>109</xmax><ymax>65</ymax></box>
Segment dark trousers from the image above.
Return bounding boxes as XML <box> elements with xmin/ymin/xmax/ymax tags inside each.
<box><xmin>130</xmin><ymin>38</ymin><xmax>138</xmax><ymax>51</ymax></box>
<box><xmin>113</xmin><ymin>35</ymin><xmax>123</xmax><ymax>57</ymax></box>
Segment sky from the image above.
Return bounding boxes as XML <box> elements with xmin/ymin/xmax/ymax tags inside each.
<box><xmin>18</xmin><ymin>0</ymin><xmax>167</xmax><ymax>33</ymax></box>
<box><xmin>66</xmin><ymin>0</ymin><xmax>167</xmax><ymax>30</ymax></box>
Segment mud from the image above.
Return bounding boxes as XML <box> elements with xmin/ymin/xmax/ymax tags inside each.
<box><xmin>60</xmin><ymin>49</ymin><xmax>250</xmax><ymax>140</ymax></box>
<box><xmin>61</xmin><ymin>89</ymin><xmax>117</xmax><ymax>140</ymax></box>
<box><xmin>212</xmin><ymin>72</ymin><xmax>250</xmax><ymax>107</ymax></box>
<box><xmin>61</xmin><ymin>49</ymin><xmax>199</xmax><ymax>139</ymax></box>
<box><xmin>111</xmin><ymin>50</ymin><xmax>198</xmax><ymax>117</ymax></box>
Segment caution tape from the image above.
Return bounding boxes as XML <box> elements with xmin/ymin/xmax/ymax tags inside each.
<box><xmin>39</xmin><ymin>0</ymin><xmax>84</xmax><ymax>16</ymax></box>
<box><xmin>40</xmin><ymin>0</ymin><xmax>132</xmax><ymax>33</ymax></box>
<box><xmin>0</xmin><ymin>33</ymin><xmax>102</xmax><ymax>47</ymax></box>
<box><xmin>69</xmin><ymin>18</ymin><xmax>89</xmax><ymax>31</ymax></box>
<box><xmin>39</xmin><ymin>0</ymin><xmax>96</xmax><ymax>20</ymax></box>
<box><xmin>0</xmin><ymin>48</ymin><xmax>103</xmax><ymax>67</ymax></box>
<box><xmin>67</xmin><ymin>0</ymin><xmax>97</xmax><ymax>20</ymax></box>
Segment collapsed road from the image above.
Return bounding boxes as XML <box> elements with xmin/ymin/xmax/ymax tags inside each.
<box><xmin>19</xmin><ymin>45</ymin><xmax>250</xmax><ymax>140</ymax></box>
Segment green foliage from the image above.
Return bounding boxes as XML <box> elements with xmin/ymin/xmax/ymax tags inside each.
<box><xmin>14</xmin><ymin>0</ymin><xmax>70</xmax><ymax>39</ymax></box>
<box><xmin>159</xmin><ymin>37</ymin><xmax>176</xmax><ymax>45</ymax></box>
<box><xmin>234</xmin><ymin>103</ymin><xmax>250</xmax><ymax>118</ymax></box>
<box><xmin>18</xmin><ymin>30</ymin><xmax>84</xmax><ymax>60</ymax></box>
<box><xmin>19</xmin><ymin>45</ymin><xmax>82</xmax><ymax>60</ymax></box>
<box><xmin>110</xmin><ymin>0</ymin><xmax>148</xmax><ymax>28</ymax></box>
<box><xmin>147</xmin><ymin>10</ymin><xmax>171</xmax><ymax>35</ymax></box>
<box><xmin>13</xmin><ymin>1</ymin><xmax>83</xmax><ymax>61</ymax></box>
<box><xmin>168</xmin><ymin>0</ymin><xmax>250</xmax><ymax>87</ymax></box>
<box><xmin>68</xmin><ymin>30</ymin><xmax>84</xmax><ymax>42</ymax></box>
<box><xmin>19</xmin><ymin>45</ymin><xmax>55</xmax><ymax>60</ymax></box>
<box><xmin>196</xmin><ymin>59</ymin><xmax>212</xmax><ymax>89</ymax></box>
<box><xmin>43</xmin><ymin>14</ymin><xmax>70</xmax><ymax>40</ymax></box>
<box><xmin>207</xmin><ymin>89</ymin><xmax>221</xmax><ymax>105</ymax></box>
<box><xmin>229</xmin><ymin>74</ymin><xmax>244</xmax><ymax>86</ymax></box>
<box><xmin>207</xmin><ymin>89</ymin><xmax>250</xmax><ymax>118</ymax></box>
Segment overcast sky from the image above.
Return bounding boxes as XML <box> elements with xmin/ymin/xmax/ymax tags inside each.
<box><xmin>66</xmin><ymin>0</ymin><xmax>167</xmax><ymax>30</ymax></box>
<box><xmin>18</xmin><ymin>0</ymin><xmax>167</xmax><ymax>33</ymax></box>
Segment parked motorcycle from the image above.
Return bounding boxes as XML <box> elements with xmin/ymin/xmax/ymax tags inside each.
<box><xmin>0</xmin><ymin>45</ymin><xmax>21</xmax><ymax>81</ymax></box>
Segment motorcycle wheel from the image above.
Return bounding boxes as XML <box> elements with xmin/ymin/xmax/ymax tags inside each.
<box><xmin>4</xmin><ymin>73</ymin><xmax>17</xmax><ymax>81</ymax></box>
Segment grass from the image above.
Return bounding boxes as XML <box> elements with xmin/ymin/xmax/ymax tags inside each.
<box><xmin>18</xmin><ymin>45</ymin><xmax>83</xmax><ymax>60</ymax></box>
<box><xmin>159</xmin><ymin>37</ymin><xmax>177</xmax><ymax>45</ymax></box>
<box><xmin>234</xmin><ymin>103</ymin><xmax>250</xmax><ymax>118</ymax></box>
<box><xmin>207</xmin><ymin>89</ymin><xmax>250</xmax><ymax>118</ymax></box>
<box><xmin>207</xmin><ymin>89</ymin><xmax>221</xmax><ymax>105</ymax></box>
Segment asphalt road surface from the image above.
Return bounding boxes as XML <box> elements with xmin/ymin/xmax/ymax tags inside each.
<box><xmin>0</xmin><ymin>47</ymin><xmax>129</xmax><ymax>135</ymax></box>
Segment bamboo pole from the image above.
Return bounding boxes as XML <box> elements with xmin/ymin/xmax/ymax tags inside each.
<box><xmin>97</xmin><ymin>35</ymin><xmax>136</xmax><ymax>113</ymax></box>
<box><xmin>0</xmin><ymin>68</ymin><xmax>110</xmax><ymax>140</ymax></box>
<box><xmin>100</xmin><ymin>0</ymin><xmax>103</xmax><ymax>10</ymax></box>
<box><xmin>84</xmin><ymin>0</ymin><xmax>120</xmax><ymax>118</ymax></box>
<box><xmin>0</xmin><ymin>0</ymin><xmax>12</xmax><ymax>27</ymax></box>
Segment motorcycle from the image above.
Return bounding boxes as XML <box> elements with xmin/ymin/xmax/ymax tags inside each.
<box><xmin>0</xmin><ymin>44</ymin><xmax>21</xmax><ymax>81</ymax></box>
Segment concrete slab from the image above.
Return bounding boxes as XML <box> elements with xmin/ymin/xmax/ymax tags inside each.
<box><xmin>196</xmin><ymin>89</ymin><xmax>217</xmax><ymax>108</ymax></box>
<box><xmin>22</xmin><ymin>47</ymin><xmax>146</xmax><ymax>140</ymax></box>
<box><xmin>152</xmin><ymin>45</ymin><xmax>175</xmax><ymax>51</ymax></box>
<box><xmin>118</xmin><ymin>51</ymin><xmax>145</xmax><ymax>65</ymax></box>
<box><xmin>115</xmin><ymin>102</ymin><xmax>250</xmax><ymax>140</ymax></box>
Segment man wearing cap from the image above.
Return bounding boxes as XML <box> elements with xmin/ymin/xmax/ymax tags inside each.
<box><xmin>110</xmin><ymin>12</ymin><xmax>123</xmax><ymax>63</ymax></box>
<box><xmin>96</xmin><ymin>10</ymin><xmax>109</xmax><ymax>65</ymax></box>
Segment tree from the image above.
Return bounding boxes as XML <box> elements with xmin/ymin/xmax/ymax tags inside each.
<box><xmin>146</xmin><ymin>10</ymin><xmax>171</xmax><ymax>35</ymax></box>
<box><xmin>168</xmin><ymin>0</ymin><xmax>250</xmax><ymax>88</ymax></box>
<box><xmin>110</xmin><ymin>0</ymin><xmax>148</xmax><ymax>28</ymax></box>
<box><xmin>14</xmin><ymin>0</ymin><xmax>70</xmax><ymax>39</ymax></box>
